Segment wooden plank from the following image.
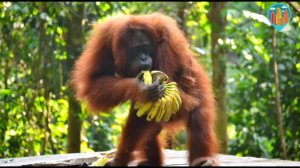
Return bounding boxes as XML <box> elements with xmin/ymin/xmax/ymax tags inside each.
<box><xmin>1</xmin><ymin>149</ymin><xmax>300</xmax><ymax>166</ymax></box>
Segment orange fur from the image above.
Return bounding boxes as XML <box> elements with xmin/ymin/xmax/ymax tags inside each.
<box><xmin>71</xmin><ymin>13</ymin><xmax>218</xmax><ymax>166</ymax></box>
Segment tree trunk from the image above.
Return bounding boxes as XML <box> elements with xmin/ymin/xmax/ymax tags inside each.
<box><xmin>64</xmin><ymin>2</ymin><xmax>85</xmax><ymax>153</ymax></box>
<box><xmin>207</xmin><ymin>2</ymin><xmax>228</xmax><ymax>154</ymax></box>
<box><xmin>271</xmin><ymin>28</ymin><xmax>287</xmax><ymax>159</ymax></box>
<box><xmin>67</xmin><ymin>95</ymin><xmax>83</xmax><ymax>153</ymax></box>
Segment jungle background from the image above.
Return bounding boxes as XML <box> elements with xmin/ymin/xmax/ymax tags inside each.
<box><xmin>0</xmin><ymin>2</ymin><xmax>299</xmax><ymax>161</ymax></box>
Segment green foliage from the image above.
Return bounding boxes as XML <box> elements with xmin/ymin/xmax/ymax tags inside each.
<box><xmin>0</xmin><ymin>1</ymin><xmax>299</xmax><ymax>161</ymax></box>
<box><xmin>225</xmin><ymin>2</ymin><xmax>300</xmax><ymax>160</ymax></box>
<box><xmin>81</xmin><ymin>102</ymin><xmax>130</xmax><ymax>152</ymax></box>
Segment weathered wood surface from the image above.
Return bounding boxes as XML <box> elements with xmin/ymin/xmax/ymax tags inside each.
<box><xmin>1</xmin><ymin>149</ymin><xmax>300</xmax><ymax>166</ymax></box>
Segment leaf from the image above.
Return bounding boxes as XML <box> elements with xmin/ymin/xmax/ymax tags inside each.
<box><xmin>56</xmin><ymin>27</ymin><xmax>63</xmax><ymax>35</ymax></box>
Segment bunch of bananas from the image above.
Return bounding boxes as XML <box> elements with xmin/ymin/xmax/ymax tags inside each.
<box><xmin>134</xmin><ymin>70</ymin><xmax>182</xmax><ymax>122</ymax></box>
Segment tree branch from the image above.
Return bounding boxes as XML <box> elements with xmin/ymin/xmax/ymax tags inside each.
<box><xmin>287</xmin><ymin>2</ymin><xmax>300</xmax><ymax>16</ymax></box>
<box><xmin>272</xmin><ymin>28</ymin><xmax>288</xmax><ymax>160</ymax></box>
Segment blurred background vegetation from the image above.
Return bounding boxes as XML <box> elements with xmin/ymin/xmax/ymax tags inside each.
<box><xmin>0</xmin><ymin>2</ymin><xmax>299</xmax><ymax>161</ymax></box>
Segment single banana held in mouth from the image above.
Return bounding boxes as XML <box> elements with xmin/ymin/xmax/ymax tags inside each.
<box><xmin>135</xmin><ymin>70</ymin><xmax>182</xmax><ymax>122</ymax></box>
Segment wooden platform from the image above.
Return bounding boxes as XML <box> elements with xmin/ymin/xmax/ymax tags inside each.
<box><xmin>1</xmin><ymin>149</ymin><xmax>300</xmax><ymax>166</ymax></box>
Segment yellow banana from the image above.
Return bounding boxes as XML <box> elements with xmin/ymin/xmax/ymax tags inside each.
<box><xmin>165</xmin><ymin>87</ymin><xmax>180</xmax><ymax>94</ymax></box>
<box><xmin>155</xmin><ymin>97</ymin><xmax>166</xmax><ymax>122</ymax></box>
<box><xmin>163</xmin><ymin>99</ymin><xmax>172</xmax><ymax>121</ymax></box>
<box><xmin>165</xmin><ymin>90</ymin><xmax>181</xmax><ymax>113</ymax></box>
<box><xmin>165</xmin><ymin>83</ymin><xmax>178</xmax><ymax>90</ymax></box>
<box><xmin>134</xmin><ymin>101</ymin><xmax>143</xmax><ymax>110</ymax></box>
<box><xmin>147</xmin><ymin>99</ymin><xmax>161</xmax><ymax>121</ymax></box>
<box><xmin>166</xmin><ymin>83</ymin><xmax>180</xmax><ymax>95</ymax></box>
<box><xmin>137</xmin><ymin>101</ymin><xmax>154</xmax><ymax>117</ymax></box>
<box><xmin>154</xmin><ymin>104</ymin><xmax>162</xmax><ymax>122</ymax></box>
<box><xmin>135</xmin><ymin>70</ymin><xmax>153</xmax><ymax>118</ymax></box>
<box><xmin>143</xmin><ymin>70</ymin><xmax>152</xmax><ymax>85</ymax></box>
<box><xmin>163</xmin><ymin>94</ymin><xmax>174</xmax><ymax>121</ymax></box>
<box><xmin>91</xmin><ymin>157</ymin><xmax>110</xmax><ymax>166</ymax></box>
<box><xmin>166</xmin><ymin>82</ymin><xmax>177</xmax><ymax>86</ymax></box>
